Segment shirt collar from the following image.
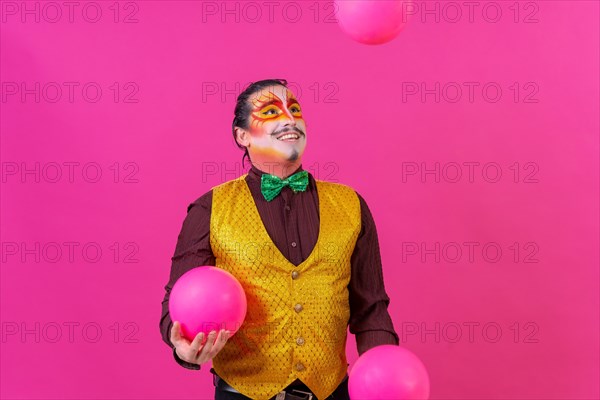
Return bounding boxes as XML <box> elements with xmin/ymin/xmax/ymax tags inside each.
<box><xmin>247</xmin><ymin>163</ymin><xmax>305</xmax><ymax>183</ymax></box>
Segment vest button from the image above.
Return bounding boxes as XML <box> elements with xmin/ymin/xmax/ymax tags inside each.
<box><xmin>291</xmin><ymin>241</ymin><xmax>297</xmax><ymax>248</ymax></box>
<box><xmin>294</xmin><ymin>303</ymin><xmax>303</xmax><ymax>313</ymax></box>
<box><xmin>291</xmin><ymin>271</ymin><xmax>300</xmax><ymax>279</ymax></box>
<box><xmin>296</xmin><ymin>337</ymin><xmax>305</xmax><ymax>345</ymax></box>
<box><xmin>295</xmin><ymin>362</ymin><xmax>305</xmax><ymax>371</ymax></box>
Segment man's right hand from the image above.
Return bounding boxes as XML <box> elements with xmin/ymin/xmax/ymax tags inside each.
<box><xmin>170</xmin><ymin>321</ymin><xmax>231</xmax><ymax>366</ymax></box>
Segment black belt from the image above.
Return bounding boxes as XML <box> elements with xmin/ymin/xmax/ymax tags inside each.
<box><xmin>213</xmin><ymin>373</ymin><xmax>339</xmax><ymax>400</ymax></box>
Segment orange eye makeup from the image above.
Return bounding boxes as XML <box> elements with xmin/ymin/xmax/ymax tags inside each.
<box><xmin>250</xmin><ymin>90</ymin><xmax>303</xmax><ymax>126</ymax></box>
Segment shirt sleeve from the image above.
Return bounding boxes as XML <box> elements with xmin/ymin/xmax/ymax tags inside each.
<box><xmin>348</xmin><ymin>192</ymin><xmax>400</xmax><ymax>356</ymax></box>
<box><xmin>159</xmin><ymin>190</ymin><xmax>216</xmax><ymax>370</ymax></box>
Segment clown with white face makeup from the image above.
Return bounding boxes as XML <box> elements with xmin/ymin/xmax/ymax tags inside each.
<box><xmin>233</xmin><ymin>84</ymin><xmax>307</xmax><ymax>179</ymax></box>
<box><xmin>161</xmin><ymin>79</ymin><xmax>399</xmax><ymax>400</ymax></box>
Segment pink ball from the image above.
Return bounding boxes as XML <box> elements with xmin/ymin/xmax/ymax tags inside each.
<box><xmin>169</xmin><ymin>266</ymin><xmax>247</xmax><ymax>342</ymax></box>
<box><xmin>349</xmin><ymin>345</ymin><xmax>430</xmax><ymax>400</ymax></box>
<box><xmin>335</xmin><ymin>0</ymin><xmax>411</xmax><ymax>45</ymax></box>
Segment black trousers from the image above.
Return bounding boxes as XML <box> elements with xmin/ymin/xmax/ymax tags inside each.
<box><xmin>213</xmin><ymin>377</ymin><xmax>350</xmax><ymax>400</ymax></box>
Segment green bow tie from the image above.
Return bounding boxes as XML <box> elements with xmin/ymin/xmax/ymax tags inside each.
<box><xmin>261</xmin><ymin>170</ymin><xmax>309</xmax><ymax>202</ymax></box>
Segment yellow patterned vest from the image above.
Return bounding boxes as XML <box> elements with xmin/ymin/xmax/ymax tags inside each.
<box><xmin>209</xmin><ymin>174</ymin><xmax>361</xmax><ymax>400</ymax></box>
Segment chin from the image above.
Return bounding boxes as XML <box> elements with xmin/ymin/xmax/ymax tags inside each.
<box><xmin>289</xmin><ymin>148</ymin><xmax>306</xmax><ymax>162</ymax></box>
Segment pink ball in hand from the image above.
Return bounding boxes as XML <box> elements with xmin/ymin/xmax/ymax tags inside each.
<box><xmin>349</xmin><ymin>345</ymin><xmax>430</xmax><ymax>400</ymax></box>
<box><xmin>169</xmin><ymin>266</ymin><xmax>247</xmax><ymax>341</ymax></box>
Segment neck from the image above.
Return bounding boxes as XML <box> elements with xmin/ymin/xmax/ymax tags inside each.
<box><xmin>251</xmin><ymin>160</ymin><xmax>302</xmax><ymax>179</ymax></box>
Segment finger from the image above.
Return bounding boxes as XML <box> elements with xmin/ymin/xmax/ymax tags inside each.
<box><xmin>170</xmin><ymin>321</ymin><xmax>182</xmax><ymax>345</ymax></box>
<box><xmin>189</xmin><ymin>331</ymin><xmax>205</xmax><ymax>355</ymax></box>
<box><xmin>218</xmin><ymin>329</ymin><xmax>230</xmax><ymax>345</ymax></box>
<box><xmin>213</xmin><ymin>329</ymin><xmax>229</xmax><ymax>352</ymax></box>
<box><xmin>200</xmin><ymin>330</ymin><xmax>218</xmax><ymax>355</ymax></box>
<box><xmin>216</xmin><ymin>329</ymin><xmax>227</xmax><ymax>343</ymax></box>
<box><xmin>214</xmin><ymin>330</ymin><xmax>230</xmax><ymax>352</ymax></box>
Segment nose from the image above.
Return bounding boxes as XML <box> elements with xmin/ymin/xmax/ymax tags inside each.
<box><xmin>282</xmin><ymin>108</ymin><xmax>297</xmax><ymax>126</ymax></box>
<box><xmin>281</xmin><ymin>119</ymin><xmax>298</xmax><ymax>133</ymax></box>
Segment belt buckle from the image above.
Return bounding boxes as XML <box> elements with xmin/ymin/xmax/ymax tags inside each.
<box><xmin>289</xmin><ymin>389</ymin><xmax>314</xmax><ymax>400</ymax></box>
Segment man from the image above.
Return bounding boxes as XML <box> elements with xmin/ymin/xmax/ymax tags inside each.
<box><xmin>160</xmin><ymin>79</ymin><xmax>399</xmax><ymax>400</ymax></box>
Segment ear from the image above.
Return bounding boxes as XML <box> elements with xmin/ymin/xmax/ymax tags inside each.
<box><xmin>235</xmin><ymin>127</ymin><xmax>250</xmax><ymax>147</ymax></box>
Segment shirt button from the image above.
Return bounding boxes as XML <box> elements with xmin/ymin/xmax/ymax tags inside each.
<box><xmin>294</xmin><ymin>303</ymin><xmax>303</xmax><ymax>313</ymax></box>
<box><xmin>291</xmin><ymin>271</ymin><xmax>300</xmax><ymax>279</ymax></box>
<box><xmin>291</xmin><ymin>241</ymin><xmax>297</xmax><ymax>248</ymax></box>
<box><xmin>295</xmin><ymin>362</ymin><xmax>305</xmax><ymax>371</ymax></box>
<box><xmin>285</xmin><ymin>205</ymin><xmax>291</xmax><ymax>211</ymax></box>
<box><xmin>296</xmin><ymin>337</ymin><xmax>305</xmax><ymax>346</ymax></box>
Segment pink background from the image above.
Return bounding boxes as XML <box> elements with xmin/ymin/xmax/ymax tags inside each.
<box><xmin>1</xmin><ymin>1</ymin><xmax>598</xmax><ymax>399</ymax></box>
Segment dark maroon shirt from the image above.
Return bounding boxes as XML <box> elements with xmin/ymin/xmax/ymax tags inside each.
<box><xmin>160</xmin><ymin>163</ymin><xmax>399</xmax><ymax>374</ymax></box>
